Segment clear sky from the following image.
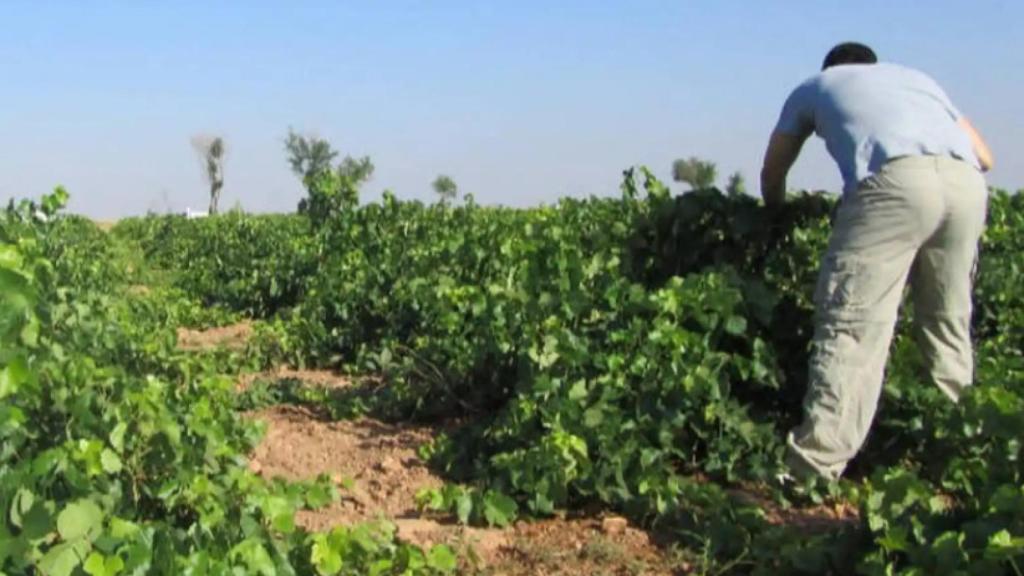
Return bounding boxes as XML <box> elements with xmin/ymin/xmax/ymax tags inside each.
<box><xmin>1</xmin><ymin>1</ymin><xmax>1021</xmax><ymax>217</ymax></box>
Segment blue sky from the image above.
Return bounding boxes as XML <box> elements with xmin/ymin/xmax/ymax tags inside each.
<box><xmin>1</xmin><ymin>1</ymin><xmax>1020</xmax><ymax>217</ymax></box>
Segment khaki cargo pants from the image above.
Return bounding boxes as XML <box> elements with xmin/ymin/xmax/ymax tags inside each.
<box><xmin>786</xmin><ymin>155</ymin><xmax>988</xmax><ymax>481</ymax></box>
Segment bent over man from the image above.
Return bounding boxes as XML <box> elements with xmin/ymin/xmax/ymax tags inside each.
<box><xmin>760</xmin><ymin>42</ymin><xmax>995</xmax><ymax>481</ymax></box>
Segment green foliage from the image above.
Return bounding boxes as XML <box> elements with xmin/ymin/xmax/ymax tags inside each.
<box><xmin>307</xmin><ymin>176</ymin><xmax>1024</xmax><ymax>572</ymax></box>
<box><xmin>284</xmin><ymin>129</ymin><xmax>339</xmax><ymax>182</ymax></box>
<box><xmin>284</xmin><ymin>130</ymin><xmax>375</xmax><ymax>226</ymax></box>
<box><xmin>90</xmin><ymin>171</ymin><xmax>1024</xmax><ymax>574</ymax></box>
<box><xmin>0</xmin><ymin>189</ymin><xmax>454</xmax><ymax>575</ymax></box>
<box><xmin>308</xmin><ymin>522</ymin><xmax>455</xmax><ymax>576</ymax></box>
<box><xmin>299</xmin><ymin>170</ymin><xmax>364</xmax><ymax>227</ymax></box>
<box><xmin>974</xmin><ymin>189</ymin><xmax>1024</xmax><ymax>353</ymax></box>
<box><xmin>416</xmin><ymin>485</ymin><xmax>519</xmax><ymax>528</ymax></box>
<box><xmin>112</xmin><ymin>212</ymin><xmax>316</xmax><ymax>318</ymax></box>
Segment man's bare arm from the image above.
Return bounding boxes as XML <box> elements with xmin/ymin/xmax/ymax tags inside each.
<box><xmin>958</xmin><ymin>116</ymin><xmax>994</xmax><ymax>172</ymax></box>
<box><xmin>760</xmin><ymin>131</ymin><xmax>809</xmax><ymax>208</ymax></box>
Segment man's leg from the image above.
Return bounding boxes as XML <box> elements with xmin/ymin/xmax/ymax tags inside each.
<box><xmin>910</xmin><ymin>159</ymin><xmax>988</xmax><ymax>401</ymax></box>
<box><xmin>786</xmin><ymin>320</ymin><xmax>898</xmax><ymax>480</ymax></box>
<box><xmin>786</xmin><ymin>158</ymin><xmax>945</xmax><ymax>480</ymax></box>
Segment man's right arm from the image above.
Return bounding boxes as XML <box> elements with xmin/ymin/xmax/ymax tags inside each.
<box><xmin>958</xmin><ymin>116</ymin><xmax>994</xmax><ymax>172</ymax></box>
<box><xmin>762</xmin><ymin>81</ymin><xmax>815</xmax><ymax>208</ymax></box>
<box><xmin>760</xmin><ymin>131</ymin><xmax>809</xmax><ymax>208</ymax></box>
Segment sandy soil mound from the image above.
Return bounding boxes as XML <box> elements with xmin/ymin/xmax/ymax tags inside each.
<box><xmin>249</xmin><ymin>404</ymin><xmax>444</xmax><ymax>528</ymax></box>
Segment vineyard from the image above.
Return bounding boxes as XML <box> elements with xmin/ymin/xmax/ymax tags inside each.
<box><xmin>2</xmin><ymin>170</ymin><xmax>1024</xmax><ymax>575</ymax></box>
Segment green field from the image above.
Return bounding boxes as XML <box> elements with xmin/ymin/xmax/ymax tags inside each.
<box><xmin>3</xmin><ymin>170</ymin><xmax>1024</xmax><ymax>575</ymax></box>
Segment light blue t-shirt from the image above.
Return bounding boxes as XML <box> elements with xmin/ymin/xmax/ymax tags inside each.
<box><xmin>775</xmin><ymin>62</ymin><xmax>978</xmax><ymax>193</ymax></box>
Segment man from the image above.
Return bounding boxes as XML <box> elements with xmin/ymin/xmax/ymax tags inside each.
<box><xmin>760</xmin><ymin>42</ymin><xmax>995</xmax><ymax>481</ymax></box>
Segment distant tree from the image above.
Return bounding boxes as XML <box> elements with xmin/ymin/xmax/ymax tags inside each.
<box><xmin>726</xmin><ymin>171</ymin><xmax>747</xmax><ymax>197</ymax></box>
<box><xmin>285</xmin><ymin>129</ymin><xmax>339</xmax><ymax>182</ymax></box>
<box><xmin>432</xmin><ymin>175</ymin><xmax>458</xmax><ymax>203</ymax></box>
<box><xmin>285</xmin><ymin>129</ymin><xmax>374</xmax><ymax>186</ymax></box>
<box><xmin>672</xmin><ymin>157</ymin><xmax>717</xmax><ymax>190</ymax></box>
<box><xmin>285</xmin><ymin>129</ymin><xmax>376</xmax><ymax>225</ymax></box>
<box><xmin>191</xmin><ymin>135</ymin><xmax>226</xmax><ymax>214</ymax></box>
<box><xmin>337</xmin><ymin>155</ymin><xmax>375</xmax><ymax>184</ymax></box>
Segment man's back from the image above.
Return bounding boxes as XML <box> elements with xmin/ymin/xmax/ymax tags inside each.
<box><xmin>776</xmin><ymin>62</ymin><xmax>978</xmax><ymax>192</ymax></box>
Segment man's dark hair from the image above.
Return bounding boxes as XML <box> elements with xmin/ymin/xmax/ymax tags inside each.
<box><xmin>822</xmin><ymin>42</ymin><xmax>878</xmax><ymax>70</ymax></box>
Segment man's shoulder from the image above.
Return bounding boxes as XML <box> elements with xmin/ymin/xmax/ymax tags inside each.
<box><xmin>787</xmin><ymin>73</ymin><xmax>824</xmax><ymax>99</ymax></box>
<box><xmin>875</xmin><ymin>62</ymin><xmax>933</xmax><ymax>81</ymax></box>
<box><xmin>822</xmin><ymin>62</ymin><xmax>935</xmax><ymax>84</ymax></box>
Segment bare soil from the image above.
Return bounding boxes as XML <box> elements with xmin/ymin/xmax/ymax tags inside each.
<box><xmin>249</xmin><ymin>404</ymin><xmax>444</xmax><ymax>529</ymax></box>
<box><xmin>236</xmin><ymin>366</ymin><xmax>358</xmax><ymax>392</ymax></box>
<box><xmin>176</xmin><ymin>321</ymin><xmax>252</xmax><ymax>350</ymax></box>
<box><xmin>244</xmin><ymin>380</ymin><xmax>686</xmax><ymax>574</ymax></box>
<box><xmin>181</xmin><ymin>322</ymin><xmax>856</xmax><ymax>574</ymax></box>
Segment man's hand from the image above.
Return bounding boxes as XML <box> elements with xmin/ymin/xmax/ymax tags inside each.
<box><xmin>760</xmin><ymin>131</ymin><xmax>809</xmax><ymax>208</ymax></box>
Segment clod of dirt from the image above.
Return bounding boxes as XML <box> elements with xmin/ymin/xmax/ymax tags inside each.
<box><xmin>600</xmin><ymin>515</ymin><xmax>629</xmax><ymax>536</ymax></box>
<box><xmin>377</xmin><ymin>456</ymin><xmax>402</xmax><ymax>473</ymax></box>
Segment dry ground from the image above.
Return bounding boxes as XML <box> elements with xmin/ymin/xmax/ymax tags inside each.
<box><xmin>240</xmin><ymin>374</ymin><xmax>683</xmax><ymax>575</ymax></box>
<box><xmin>185</xmin><ymin>323</ymin><xmax>856</xmax><ymax>575</ymax></box>
<box><xmin>177</xmin><ymin>321</ymin><xmax>253</xmax><ymax>351</ymax></box>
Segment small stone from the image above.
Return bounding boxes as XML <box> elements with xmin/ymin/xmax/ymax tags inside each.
<box><xmin>378</xmin><ymin>456</ymin><xmax>401</xmax><ymax>473</ymax></box>
<box><xmin>601</xmin><ymin>516</ymin><xmax>628</xmax><ymax>536</ymax></box>
<box><xmin>249</xmin><ymin>460</ymin><xmax>263</xmax><ymax>474</ymax></box>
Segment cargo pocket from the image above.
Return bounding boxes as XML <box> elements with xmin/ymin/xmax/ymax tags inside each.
<box><xmin>814</xmin><ymin>254</ymin><xmax>874</xmax><ymax>322</ymax></box>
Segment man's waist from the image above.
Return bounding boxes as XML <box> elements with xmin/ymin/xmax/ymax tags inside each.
<box><xmin>881</xmin><ymin>154</ymin><xmax>974</xmax><ymax>170</ymax></box>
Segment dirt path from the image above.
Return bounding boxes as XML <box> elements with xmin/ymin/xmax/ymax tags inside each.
<box><xmin>241</xmin><ymin>370</ymin><xmax>680</xmax><ymax>575</ymax></box>
<box><xmin>184</xmin><ymin>323</ymin><xmax>853</xmax><ymax>575</ymax></box>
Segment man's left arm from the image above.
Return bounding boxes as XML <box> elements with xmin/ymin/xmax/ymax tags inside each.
<box><xmin>760</xmin><ymin>131</ymin><xmax>810</xmax><ymax>208</ymax></box>
<box><xmin>957</xmin><ymin>116</ymin><xmax>994</xmax><ymax>172</ymax></box>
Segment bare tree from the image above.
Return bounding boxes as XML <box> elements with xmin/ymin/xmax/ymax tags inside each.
<box><xmin>432</xmin><ymin>174</ymin><xmax>458</xmax><ymax>203</ymax></box>
<box><xmin>671</xmin><ymin>157</ymin><xmax>717</xmax><ymax>190</ymax></box>
<box><xmin>191</xmin><ymin>135</ymin><xmax>226</xmax><ymax>214</ymax></box>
